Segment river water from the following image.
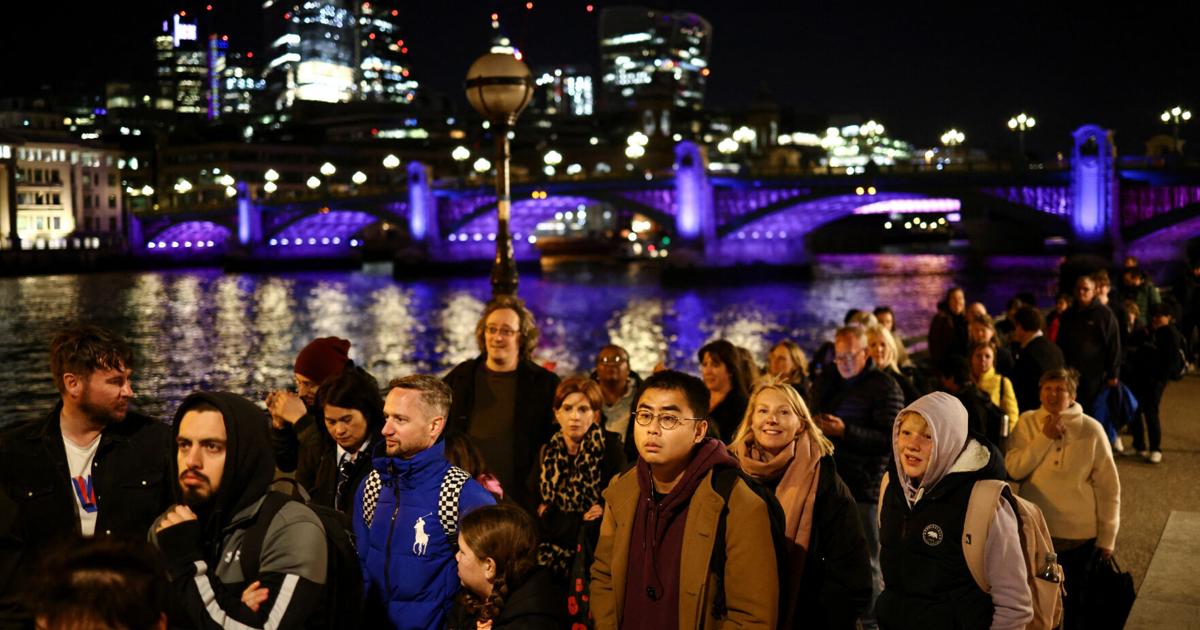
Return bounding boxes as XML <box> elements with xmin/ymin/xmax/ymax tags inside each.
<box><xmin>0</xmin><ymin>255</ymin><xmax>1059</xmax><ymax>426</ymax></box>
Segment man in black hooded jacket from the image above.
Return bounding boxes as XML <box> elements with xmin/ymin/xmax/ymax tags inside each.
<box><xmin>150</xmin><ymin>392</ymin><xmax>328</xmax><ymax>629</ymax></box>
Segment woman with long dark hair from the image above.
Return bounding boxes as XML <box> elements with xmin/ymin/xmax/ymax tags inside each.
<box><xmin>270</xmin><ymin>363</ymin><xmax>384</xmax><ymax>514</ymax></box>
<box><xmin>698</xmin><ymin>339</ymin><xmax>750</xmax><ymax>442</ymax></box>
<box><xmin>446</xmin><ymin>504</ymin><xmax>564</xmax><ymax>629</ymax></box>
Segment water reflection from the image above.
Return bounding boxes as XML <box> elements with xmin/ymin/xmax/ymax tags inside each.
<box><xmin>0</xmin><ymin>255</ymin><xmax>1058</xmax><ymax>426</ymax></box>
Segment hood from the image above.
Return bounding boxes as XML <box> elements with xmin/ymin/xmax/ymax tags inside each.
<box><xmin>171</xmin><ymin>391</ymin><xmax>275</xmax><ymax>530</ymax></box>
<box><xmin>892</xmin><ymin>392</ymin><xmax>974</xmax><ymax>503</ymax></box>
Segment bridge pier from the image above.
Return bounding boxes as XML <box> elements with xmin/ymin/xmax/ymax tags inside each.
<box><xmin>407</xmin><ymin>162</ymin><xmax>438</xmax><ymax>252</ymax></box>
<box><xmin>236</xmin><ymin>182</ymin><xmax>261</xmax><ymax>247</ymax></box>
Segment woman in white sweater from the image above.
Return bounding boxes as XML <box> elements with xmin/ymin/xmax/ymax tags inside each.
<box><xmin>1005</xmin><ymin>367</ymin><xmax>1120</xmax><ymax>630</ymax></box>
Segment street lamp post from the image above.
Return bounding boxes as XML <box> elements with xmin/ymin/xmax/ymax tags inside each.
<box><xmin>1161</xmin><ymin>106</ymin><xmax>1192</xmax><ymax>155</ymax></box>
<box><xmin>1007</xmin><ymin>113</ymin><xmax>1036</xmax><ymax>163</ymax></box>
<box><xmin>465</xmin><ymin>52</ymin><xmax>534</xmax><ymax>296</ymax></box>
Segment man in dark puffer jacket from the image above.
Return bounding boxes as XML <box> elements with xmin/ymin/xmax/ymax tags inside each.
<box><xmin>813</xmin><ymin>325</ymin><xmax>904</xmax><ymax>629</ymax></box>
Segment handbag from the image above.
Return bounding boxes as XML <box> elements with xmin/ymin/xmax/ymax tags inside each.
<box><xmin>1081</xmin><ymin>553</ymin><xmax>1136</xmax><ymax>629</ymax></box>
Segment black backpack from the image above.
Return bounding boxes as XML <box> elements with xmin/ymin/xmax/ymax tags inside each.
<box><xmin>707</xmin><ymin>467</ymin><xmax>789</xmax><ymax>624</ymax></box>
<box><xmin>240</xmin><ymin>481</ymin><xmax>364</xmax><ymax>630</ymax></box>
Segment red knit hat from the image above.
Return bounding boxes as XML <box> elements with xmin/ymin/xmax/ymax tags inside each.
<box><xmin>294</xmin><ymin>337</ymin><xmax>351</xmax><ymax>384</ymax></box>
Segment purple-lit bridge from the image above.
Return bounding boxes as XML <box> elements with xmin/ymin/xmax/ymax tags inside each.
<box><xmin>134</xmin><ymin>126</ymin><xmax>1200</xmax><ymax>265</ymax></box>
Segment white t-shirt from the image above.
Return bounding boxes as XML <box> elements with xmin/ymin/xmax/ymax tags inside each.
<box><xmin>63</xmin><ymin>435</ymin><xmax>101</xmax><ymax>537</ymax></box>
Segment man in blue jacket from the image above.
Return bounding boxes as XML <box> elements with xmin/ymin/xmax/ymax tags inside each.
<box><xmin>353</xmin><ymin>375</ymin><xmax>495</xmax><ymax>630</ymax></box>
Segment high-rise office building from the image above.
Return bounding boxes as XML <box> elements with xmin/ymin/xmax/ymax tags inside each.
<box><xmin>533</xmin><ymin>66</ymin><xmax>594</xmax><ymax>117</ymax></box>
<box><xmin>263</xmin><ymin>0</ymin><xmax>357</xmax><ymax>110</ymax></box>
<box><xmin>154</xmin><ymin>12</ymin><xmax>206</xmax><ymax>114</ymax></box>
<box><xmin>220</xmin><ymin>52</ymin><xmax>264</xmax><ymax>117</ymax></box>
<box><xmin>598</xmin><ymin>7</ymin><xmax>711</xmax><ymax>114</ymax></box>
<box><xmin>356</xmin><ymin>1</ymin><xmax>418</xmax><ymax>103</ymax></box>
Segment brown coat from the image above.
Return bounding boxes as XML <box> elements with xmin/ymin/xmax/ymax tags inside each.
<box><xmin>589</xmin><ymin>466</ymin><xmax>780</xmax><ymax>629</ymax></box>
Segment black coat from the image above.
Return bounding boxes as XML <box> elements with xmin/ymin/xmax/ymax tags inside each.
<box><xmin>271</xmin><ymin>416</ymin><xmax>380</xmax><ymax>514</ymax></box>
<box><xmin>444</xmin><ymin>567</ymin><xmax>566</xmax><ymax>630</ymax></box>
<box><xmin>532</xmin><ymin>429</ymin><xmax>627</xmax><ymax>565</ymax></box>
<box><xmin>1057</xmin><ymin>301</ymin><xmax>1121</xmax><ymax>406</ymax></box>
<box><xmin>1011</xmin><ymin>335</ymin><xmax>1065</xmax><ymax>412</ymax></box>
<box><xmin>0</xmin><ymin>404</ymin><xmax>174</xmax><ymax>626</ymax></box>
<box><xmin>782</xmin><ymin>456</ymin><xmax>874</xmax><ymax>630</ymax></box>
<box><xmin>444</xmin><ymin>356</ymin><xmax>560</xmax><ymax>510</ymax></box>
<box><xmin>813</xmin><ymin>363</ymin><xmax>905</xmax><ymax>503</ymax></box>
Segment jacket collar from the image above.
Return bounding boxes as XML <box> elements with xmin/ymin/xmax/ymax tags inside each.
<box><xmin>35</xmin><ymin>401</ymin><xmax>142</xmax><ymax>445</ymax></box>
<box><xmin>371</xmin><ymin>438</ymin><xmax>448</xmax><ymax>482</ymax></box>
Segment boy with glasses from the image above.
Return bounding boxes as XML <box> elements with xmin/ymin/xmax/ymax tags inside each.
<box><xmin>591</xmin><ymin>370</ymin><xmax>780</xmax><ymax>629</ymax></box>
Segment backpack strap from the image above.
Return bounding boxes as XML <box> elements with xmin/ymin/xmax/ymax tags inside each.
<box><xmin>877</xmin><ymin>472</ymin><xmax>890</xmax><ymax>523</ymax></box>
<box><xmin>239</xmin><ymin>491</ymin><xmax>294</xmax><ymax>582</ymax></box>
<box><xmin>438</xmin><ymin>466</ymin><xmax>471</xmax><ymax>545</ymax></box>
<box><xmin>708</xmin><ymin>467</ymin><xmax>739</xmax><ymax>619</ymax></box>
<box><xmin>962</xmin><ymin>479</ymin><xmax>1007</xmax><ymax>593</ymax></box>
<box><xmin>362</xmin><ymin>469</ymin><xmax>382</xmax><ymax>529</ymax></box>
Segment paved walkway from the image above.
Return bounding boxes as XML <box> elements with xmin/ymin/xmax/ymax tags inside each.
<box><xmin>1114</xmin><ymin>374</ymin><xmax>1200</xmax><ymax>591</ymax></box>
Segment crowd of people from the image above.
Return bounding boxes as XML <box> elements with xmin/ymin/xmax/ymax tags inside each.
<box><xmin>0</xmin><ymin>257</ymin><xmax>1190</xmax><ymax>629</ymax></box>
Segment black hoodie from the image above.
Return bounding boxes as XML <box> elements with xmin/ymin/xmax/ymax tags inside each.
<box><xmin>152</xmin><ymin>392</ymin><xmax>328</xmax><ymax>630</ymax></box>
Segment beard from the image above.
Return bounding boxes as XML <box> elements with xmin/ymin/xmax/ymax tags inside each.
<box><xmin>179</xmin><ymin>472</ymin><xmax>215</xmax><ymax>508</ymax></box>
<box><xmin>79</xmin><ymin>393</ymin><xmax>128</xmax><ymax>426</ymax></box>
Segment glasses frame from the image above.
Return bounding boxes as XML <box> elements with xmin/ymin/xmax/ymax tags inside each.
<box><xmin>633</xmin><ymin>409</ymin><xmax>704</xmax><ymax>431</ymax></box>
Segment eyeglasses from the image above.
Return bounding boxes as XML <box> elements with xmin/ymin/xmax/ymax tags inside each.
<box><xmin>598</xmin><ymin>355</ymin><xmax>627</xmax><ymax>365</ymax></box>
<box><xmin>633</xmin><ymin>410</ymin><xmax>703</xmax><ymax>430</ymax></box>
<box><xmin>834</xmin><ymin>350</ymin><xmax>864</xmax><ymax>363</ymax></box>
<box><xmin>486</xmin><ymin>325</ymin><xmax>517</xmax><ymax>338</ymax></box>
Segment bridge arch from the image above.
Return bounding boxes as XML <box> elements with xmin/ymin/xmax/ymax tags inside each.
<box><xmin>144</xmin><ymin>221</ymin><xmax>233</xmax><ymax>253</ymax></box>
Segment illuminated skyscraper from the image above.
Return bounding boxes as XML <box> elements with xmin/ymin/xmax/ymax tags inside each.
<box><xmin>155</xmin><ymin>12</ymin><xmax>206</xmax><ymax>115</ymax></box>
<box><xmin>599</xmin><ymin>7</ymin><xmax>711</xmax><ymax>114</ymax></box>
<box><xmin>219</xmin><ymin>53</ymin><xmax>264</xmax><ymax>117</ymax></box>
<box><xmin>263</xmin><ymin>0</ymin><xmax>357</xmax><ymax>110</ymax></box>
<box><xmin>356</xmin><ymin>1</ymin><xmax>418</xmax><ymax>103</ymax></box>
<box><xmin>533</xmin><ymin>66</ymin><xmax>594</xmax><ymax>117</ymax></box>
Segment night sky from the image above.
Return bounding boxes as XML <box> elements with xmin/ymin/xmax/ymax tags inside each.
<box><xmin>3</xmin><ymin>1</ymin><xmax>1197</xmax><ymax>156</ymax></box>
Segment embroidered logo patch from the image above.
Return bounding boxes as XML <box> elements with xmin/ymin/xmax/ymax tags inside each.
<box><xmin>922</xmin><ymin>524</ymin><xmax>945</xmax><ymax>546</ymax></box>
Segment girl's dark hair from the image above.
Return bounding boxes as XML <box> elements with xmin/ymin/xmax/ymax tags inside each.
<box><xmin>459</xmin><ymin>503</ymin><xmax>539</xmax><ymax>622</ymax></box>
<box><xmin>697</xmin><ymin>339</ymin><xmax>749</xmax><ymax>398</ymax></box>
<box><xmin>28</xmin><ymin>538</ymin><xmax>168</xmax><ymax>630</ymax></box>
<box><xmin>444</xmin><ymin>431</ymin><xmax>488</xmax><ymax>478</ymax></box>
<box><xmin>314</xmin><ymin>362</ymin><xmax>385</xmax><ymax>440</ymax></box>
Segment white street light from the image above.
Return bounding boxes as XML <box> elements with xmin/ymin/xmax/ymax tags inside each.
<box><xmin>306</xmin><ymin>176</ymin><xmax>321</xmax><ymax>189</ymax></box>
<box><xmin>732</xmin><ymin>126</ymin><xmax>756</xmax><ymax>143</ymax></box>
<box><xmin>543</xmin><ymin>150</ymin><xmax>563</xmax><ymax>165</ymax></box>
<box><xmin>717</xmin><ymin>138</ymin><xmax>739</xmax><ymax>154</ymax></box>
<box><xmin>941</xmin><ymin>129</ymin><xmax>966</xmax><ymax>146</ymax></box>
<box><xmin>1161</xmin><ymin>105</ymin><xmax>1193</xmax><ymax>154</ymax></box>
<box><xmin>627</xmin><ymin>131</ymin><xmax>649</xmax><ymax>147</ymax></box>
<box><xmin>174</xmin><ymin>178</ymin><xmax>192</xmax><ymax>194</ymax></box>
<box><xmin>451</xmin><ymin>146</ymin><xmax>471</xmax><ymax>162</ymax></box>
<box><xmin>382</xmin><ymin>154</ymin><xmax>401</xmax><ymax>169</ymax></box>
<box><xmin>473</xmin><ymin>157</ymin><xmax>491</xmax><ymax>173</ymax></box>
<box><xmin>141</xmin><ymin>185</ymin><xmax>154</xmax><ymax>196</ymax></box>
<box><xmin>319</xmin><ymin>162</ymin><xmax>337</xmax><ymax>177</ymax></box>
<box><xmin>225</xmin><ymin>186</ymin><xmax>238</xmax><ymax>198</ymax></box>
<box><xmin>263</xmin><ymin>181</ymin><xmax>278</xmax><ymax>194</ymax></box>
<box><xmin>218</xmin><ymin>174</ymin><xmax>235</xmax><ymax>187</ymax></box>
<box><xmin>624</xmin><ymin>144</ymin><xmax>645</xmax><ymax>159</ymax></box>
<box><xmin>352</xmin><ymin>171</ymin><xmax>367</xmax><ymax>185</ymax></box>
<box><xmin>264</xmin><ymin>168</ymin><xmax>280</xmax><ymax>182</ymax></box>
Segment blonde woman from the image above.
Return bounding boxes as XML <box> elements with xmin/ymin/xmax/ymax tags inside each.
<box><xmin>728</xmin><ymin>379</ymin><xmax>872</xmax><ymax>629</ymax></box>
<box><xmin>768</xmin><ymin>339</ymin><xmax>811</xmax><ymax>402</ymax></box>
<box><xmin>866</xmin><ymin>325</ymin><xmax>922</xmax><ymax>405</ymax></box>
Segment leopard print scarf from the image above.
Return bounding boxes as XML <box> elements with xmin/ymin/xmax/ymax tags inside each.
<box><xmin>538</xmin><ymin>422</ymin><xmax>606</xmax><ymax>513</ymax></box>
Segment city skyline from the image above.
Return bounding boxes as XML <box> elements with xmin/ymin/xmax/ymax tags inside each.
<box><xmin>0</xmin><ymin>2</ymin><xmax>1197</xmax><ymax>155</ymax></box>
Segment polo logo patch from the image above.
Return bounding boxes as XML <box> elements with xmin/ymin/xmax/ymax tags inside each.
<box><xmin>922</xmin><ymin>524</ymin><xmax>945</xmax><ymax>546</ymax></box>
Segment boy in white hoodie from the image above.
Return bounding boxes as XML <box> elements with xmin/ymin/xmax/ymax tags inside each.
<box><xmin>877</xmin><ymin>392</ymin><xmax>1033</xmax><ymax>630</ymax></box>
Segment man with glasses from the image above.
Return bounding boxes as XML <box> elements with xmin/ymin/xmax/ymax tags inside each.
<box><xmin>593</xmin><ymin>344</ymin><xmax>642</xmax><ymax>460</ymax></box>
<box><xmin>443</xmin><ymin>295</ymin><xmax>559</xmax><ymax>510</ymax></box>
<box><xmin>812</xmin><ymin>325</ymin><xmax>904</xmax><ymax>630</ymax></box>
<box><xmin>267</xmin><ymin>337</ymin><xmax>352</xmax><ymax>486</ymax></box>
<box><xmin>591</xmin><ymin>370</ymin><xmax>780</xmax><ymax>629</ymax></box>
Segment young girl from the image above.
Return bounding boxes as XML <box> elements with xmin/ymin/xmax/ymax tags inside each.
<box><xmin>446</xmin><ymin>504</ymin><xmax>564</xmax><ymax>630</ymax></box>
<box><xmin>876</xmin><ymin>392</ymin><xmax>1032</xmax><ymax>630</ymax></box>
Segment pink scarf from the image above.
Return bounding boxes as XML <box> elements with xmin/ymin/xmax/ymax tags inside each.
<box><xmin>730</xmin><ymin>431</ymin><xmax>821</xmax><ymax>627</ymax></box>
